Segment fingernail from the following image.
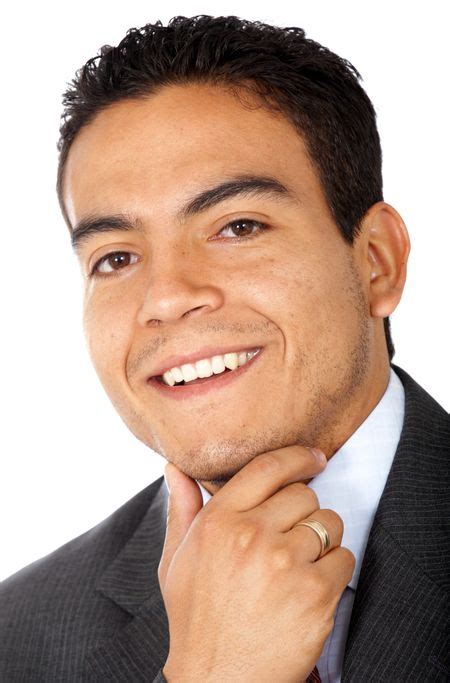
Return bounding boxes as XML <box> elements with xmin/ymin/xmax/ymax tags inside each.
<box><xmin>310</xmin><ymin>448</ymin><xmax>327</xmax><ymax>466</ymax></box>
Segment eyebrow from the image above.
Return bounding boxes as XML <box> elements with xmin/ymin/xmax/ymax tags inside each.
<box><xmin>70</xmin><ymin>174</ymin><xmax>299</xmax><ymax>253</ymax></box>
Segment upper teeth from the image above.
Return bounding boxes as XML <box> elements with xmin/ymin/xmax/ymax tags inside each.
<box><xmin>161</xmin><ymin>349</ymin><xmax>260</xmax><ymax>386</ymax></box>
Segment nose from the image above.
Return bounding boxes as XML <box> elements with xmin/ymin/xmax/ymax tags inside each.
<box><xmin>136</xmin><ymin>251</ymin><xmax>224</xmax><ymax>326</ymax></box>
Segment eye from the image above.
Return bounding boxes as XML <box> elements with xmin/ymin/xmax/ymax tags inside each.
<box><xmin>213</xmin><ymin>218</ymin><xmax>269</xmax><ymax>240</ymax></box>
<box><xmin>90</xmin><ymin>251</ymin><xmax>139</xmax><ymax>277</ymax></box>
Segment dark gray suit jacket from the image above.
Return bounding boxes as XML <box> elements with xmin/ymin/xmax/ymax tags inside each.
<box><xmin>1</xmin><ymin>364</ymin><xmax>449</xmax><ymax>681</ymax></box>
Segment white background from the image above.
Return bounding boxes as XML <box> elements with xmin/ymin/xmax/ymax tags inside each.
<box><xmin>1</xmin><ymin>0</ymin><xmax>448</xmax><ymax>581</ymax></box>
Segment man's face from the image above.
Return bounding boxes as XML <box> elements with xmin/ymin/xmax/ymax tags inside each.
<box><xmin>63</xmin><ymin>83</ymin><xmax>379</xmax><ymax>491</ymax></box>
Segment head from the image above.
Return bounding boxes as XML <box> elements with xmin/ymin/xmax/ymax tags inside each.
<box><xmin>58</xmin><ymin>16</ymin><xmax>410</xmax><ymax>492</ymax></box>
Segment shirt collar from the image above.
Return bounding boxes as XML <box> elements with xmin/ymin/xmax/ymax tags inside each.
<box><xmin>196</xmin><ymin>367</ymin><xmax>405</xmax><ymax>591</ymax></box>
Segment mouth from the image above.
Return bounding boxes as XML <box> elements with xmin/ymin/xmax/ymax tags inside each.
<box><xmin>147</xmin><ymin>347</ymin><xmax>263</xmax><ymax>399</ymax></box>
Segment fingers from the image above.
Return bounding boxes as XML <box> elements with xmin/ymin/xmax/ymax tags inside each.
<box><xmin>158</xmin><ymin>462</ymin><xmax>204</xmax><ymax>589</ymax></box>
<box><xmin>286</xmin><ymin>508</ymin><xmax>344</xmax><ymax>563</ymax></box>
<box><xmin>212</xmin><ymin>446</ymin><xmax>327</xmax><ymax>512</ymax></box>
<box><xmin>253</xmin><ymin>481</ymin><xmax>320</xmax><ymax>532</ymax></box>
<box><xmin>314</xmin><ymin>545</ymin><xmax>357</xmax><ymax>595</ymax></box>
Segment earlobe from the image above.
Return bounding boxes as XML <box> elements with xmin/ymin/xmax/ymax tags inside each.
<box><xmin>363</xmin><ymin>202</ymin><xmax>411</xmax><ymax>318</ymax></box>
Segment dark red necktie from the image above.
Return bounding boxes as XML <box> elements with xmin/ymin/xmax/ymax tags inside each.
<box><xmin>307</xmin><ymin>665</ymin><xmax>322</xmax><ymax>682</ymax></box>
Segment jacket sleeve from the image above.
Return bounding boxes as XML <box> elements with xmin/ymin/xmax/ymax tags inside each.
<box><xmin>153</xmin><ymin>669</ymin><xmax>168</xmax><ymax>682</ymax></box>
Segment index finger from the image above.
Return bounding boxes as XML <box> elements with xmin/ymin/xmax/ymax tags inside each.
<box><xmin>210</xmin><ymin>445</ymin><xmax>327</xmax><ymax>512</ymax></box>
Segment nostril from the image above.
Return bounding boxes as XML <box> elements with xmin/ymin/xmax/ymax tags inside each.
<box><xmin>183</xmin><ymin>305</ymin><xmax>209</xmax><ymax>318</ymax></box>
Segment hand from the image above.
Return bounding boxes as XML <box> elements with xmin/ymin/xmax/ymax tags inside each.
<box><xmin>158</xmin><ymin>446</ymin><xmax>356</xmax><ymax>682</ymax></box>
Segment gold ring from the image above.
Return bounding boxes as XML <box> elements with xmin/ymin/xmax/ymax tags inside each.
<box><xmin>292</xmin><ymin>519</ymin><xmax>331</xmax><ymax>560</ymax></box>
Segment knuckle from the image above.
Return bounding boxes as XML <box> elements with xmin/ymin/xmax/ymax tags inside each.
<box><xmin>287</xmin><ymin>482</ymin><xmax>319</xmax><ymax>508</ymax></box>
<box><xmin>322</xmin><ymin>508</ymin><xmax>344</xmax><ymax>536</ymax></box>
<box><xmin>232</xmin><ymin>518</ymin><xmax>261</xmax><ymax>553</ymax></box>
<box><xmin>304</xmin><ymin>486</ymin><xmax>320</xmax><ymax>509</ymax></box>
<box><xmin>270</xmin><ymin>545</ymin><xmax>295</xmax><ymax>572</ymax></box>
<box><xmin>340</xmin><ymin>546</ymin><xmax>357</xmax><ymax>570</ymax></box>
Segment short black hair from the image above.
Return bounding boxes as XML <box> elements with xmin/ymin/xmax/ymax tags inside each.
<box><xmin>56</xmin><ymin>14</ymin><xmax>394</xmax><ymax>360</ymax></box>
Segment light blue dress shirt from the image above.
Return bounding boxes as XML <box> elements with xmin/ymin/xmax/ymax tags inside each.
<box><xmin>196</xmin><ymin>367</ymin><xmax>405</xmax><ymax>682</ymax></box>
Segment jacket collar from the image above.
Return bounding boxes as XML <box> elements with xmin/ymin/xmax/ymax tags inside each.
<box><xmin>341</xmin><ymin>363</ymin><xmax>449</xmax><ymax>680</ymax></box>
<box><xmin>83</xmin><ymin>363</ymin><xmax>450</xmax><ymax>680</ymax></box>
<box><xmin>83</xmin><ymin>477</ymin><xmax>170</xmax><ymax>679</ymax></box>
<box><xmin>95</xmin><ymin>478</ymin><xmax>168</xmax><ymax>617</ymax></box>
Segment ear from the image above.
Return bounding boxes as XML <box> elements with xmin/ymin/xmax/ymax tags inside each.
<box><xmin>357</xmin><ymin>201</ymin><xmax>411</xmax><ymax>318</ymax></box>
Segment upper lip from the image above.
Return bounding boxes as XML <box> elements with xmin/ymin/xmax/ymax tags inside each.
<box><xmin>147</xmin><ymin>344</ymin><xmax>262</xmax><ymax>379</ymax></box>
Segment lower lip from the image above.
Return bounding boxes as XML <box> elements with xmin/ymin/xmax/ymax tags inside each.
<box><xmin>147</xmin><ymin>348</ymin><xmax>263</xmax><ymax>400</ymax></box>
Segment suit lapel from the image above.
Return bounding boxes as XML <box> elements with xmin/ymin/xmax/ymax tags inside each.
<box><xmin>83</xmin><ymin>364</ymin><xmax>449</xmax><ymax>681</ymax></box>
<box><xmin>82</xmin><ymin>477</ymin><xmax>170</xmax><ymax>680</ymax></box>
<box><xmin>342</xmin><ymin>364</ymin><xmax>450</xmax><ymax>681</ymax></box>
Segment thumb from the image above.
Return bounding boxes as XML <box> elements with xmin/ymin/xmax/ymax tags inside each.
<box><xmin>158</xmin><ymin>461</ymin><xmax>204</xmax><ymax>588</ymax></box>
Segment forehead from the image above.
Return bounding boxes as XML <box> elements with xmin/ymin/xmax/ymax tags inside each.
<box><xmin>63</xmin><ymin>83</ymin><xmax>323</xmax><ymax>226</ymax></box>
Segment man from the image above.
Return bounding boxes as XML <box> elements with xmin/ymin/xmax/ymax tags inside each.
<box><xmin>0</xmin><ymin>14</ymin><xmax>448</xmax><ymax>682</ymax></box>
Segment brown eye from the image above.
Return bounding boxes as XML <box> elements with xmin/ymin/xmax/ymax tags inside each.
<box><xmin>91</xmin><ymin>251</ymin><xmax>139</xmax><ymax>276</ymax></box>
<box><xmin>217</xmin><ymin>218</ymin><xmax>266</xmax><ymax>239</ymax></box>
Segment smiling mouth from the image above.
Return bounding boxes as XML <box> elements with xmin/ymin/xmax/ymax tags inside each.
<box><xmin>148</xmin><ymin>347</ymin><xmax>263</xmax><ymax>396</ymax></box>
<box><xmin>153</xmin><ymin>348</ymin><xmax>261</xmax><ymax>387</ymax></box>
<box><xmin>154</xmin><ymin>367</ymin><xmax>234</xmax><ymax>386</ymax></box>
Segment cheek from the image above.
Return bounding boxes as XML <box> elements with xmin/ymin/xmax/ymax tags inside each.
<box><xmin>82</xmin><ymin>290</ymin><xmax>135</xmax><ymax>386</ymax></box>
<box><xmin>244</xmin><ymin>249</ymin><xmax>363</xmax><ymax>356</ymax></box>
<box><xmin>241</xmin><ymin>251</ymin><xmax>326</xmax><ymax>326</ymax></box>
